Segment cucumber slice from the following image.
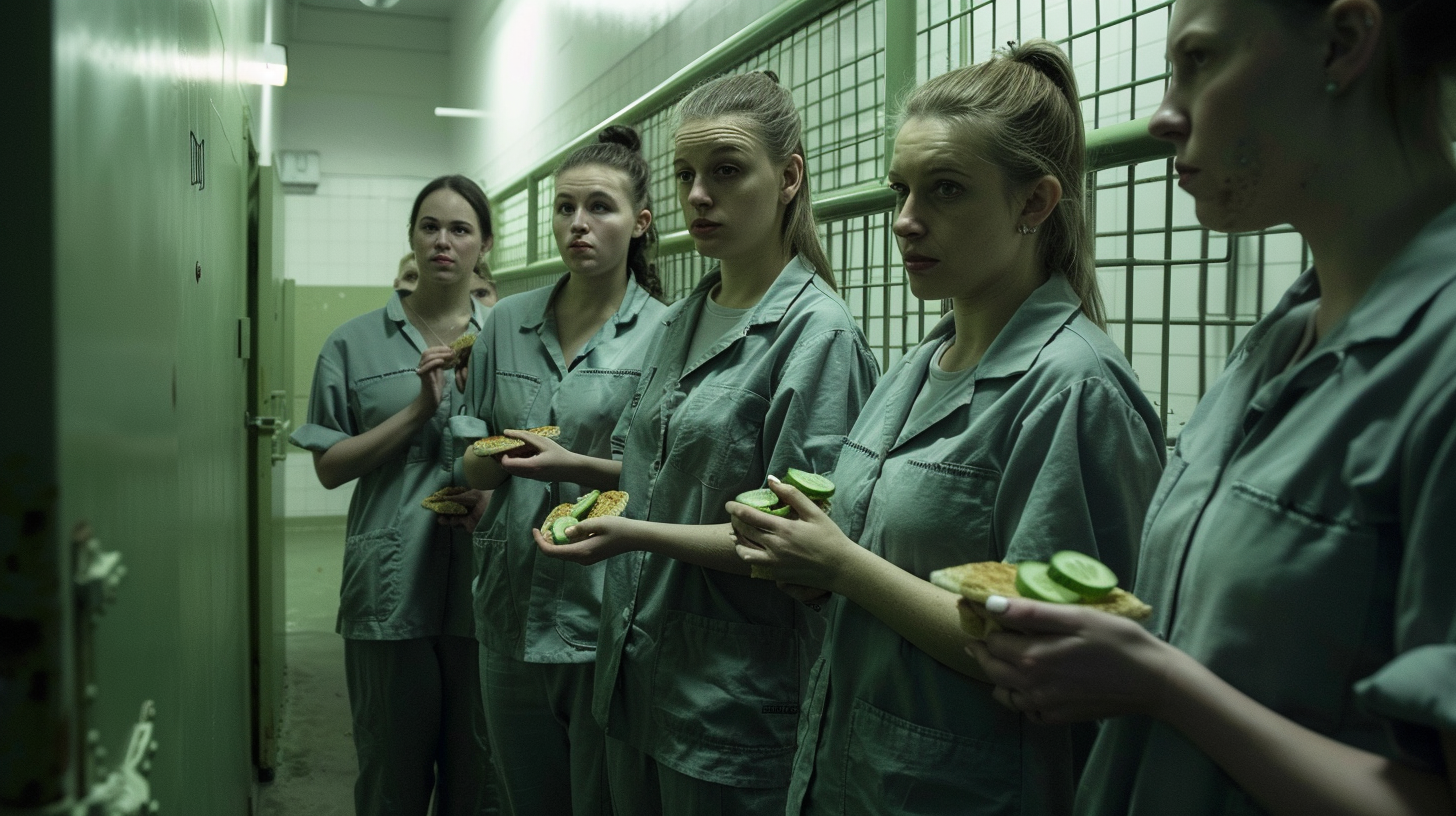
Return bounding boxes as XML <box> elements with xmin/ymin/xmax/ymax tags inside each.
<box><xmin>766</xmin><ymin>505</ymin><xmax>792</xmax><ymax>517</ymax></box>
<box><xmin>1015</xmin><ymin>561</ymin><xmax>1082</xmax><ymax>604</ymax></box>
<box><xmin>784</xmin><ymin>468</ymin><xmax>835</xmax><ymax>500</ymax></box>
<box><xmin>735</xmin><ymin>488</ymin><xmax>779</xmax><ymax>511</ymax></box>
<box><xmin>550</xmin><ymin>516</ymin><xmax>575</xmax><ymax>545</ymax></box>
<box><xmin>569</xmin><ymin>490</ymin><xmax>601</xmax><ymax>520</ymax></box>
<box><xmin>1047</xmin><ymin>551</ymin><xmax>1118</xmax><ymax>600</ymax></box>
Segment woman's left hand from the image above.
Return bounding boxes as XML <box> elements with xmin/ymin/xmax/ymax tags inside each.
<box><xmin>725</xmin><ymin>477</ymin><xmax>857</xmax><ymax>591</ymax></box>
<box><xmin>963</xmin><ymin>595</ymin><xmax>1176</xmax><ymax>724</ymax></box>
<box><xmin>533</xmin><ymin>515</ymin><xmax>638</xmax><ymax>565</ymax></box>
<box><xmin>435</xmin><ymin>488</ymin><xmax>491</xmax><ymax>534</ymax></box>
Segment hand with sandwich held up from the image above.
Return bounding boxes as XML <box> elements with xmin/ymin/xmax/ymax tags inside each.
<box><xmin>727</xmin><ymin>473</ymin><xmax>850</xmax><ymax>601</ymax></box>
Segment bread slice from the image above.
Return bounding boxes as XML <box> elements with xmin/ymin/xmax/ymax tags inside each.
<box><xmin>540</xmin><ymin>491</ymin><xmax>629</xmax><ymax>534</ymax></box>
<box><xmin>928</xmin><ymin>561</ymin><xmax>1152</xmax><ymax>639</ymax></box>
<box><xmin>444</xmin><ymin>333</ymin><xmax>477</xmax><ymax>367</ymax></box>
<box><xmin>421</xmin><ymin>485</ymin><xmax>470</xmax><ymax>515</ymax></box>
<box><xmin>471</xmin><ymin>425</ymin><xmax>561</xmax><ymax>457</ymax></box>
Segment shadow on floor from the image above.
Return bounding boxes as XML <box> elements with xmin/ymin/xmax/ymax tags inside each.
<box><xmin>256</xmin><ymin>517</ymin><xmax>356</xmax><ymax>816</ymax></box>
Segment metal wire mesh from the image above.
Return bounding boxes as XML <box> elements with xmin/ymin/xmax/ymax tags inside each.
<box><xmin>918</xmin><ymin>0</ymin><xmax>1309</xmax><ymax>440</ymax></box>
<box><xmin>491</xmin><ymin>189</ymin><xmax>531</xmax><ymax>270</ymax></box>
<box><xmin>490</xmin><ymin>0</ymin><xmax>1312</xmax><ymax>442</ymax></box>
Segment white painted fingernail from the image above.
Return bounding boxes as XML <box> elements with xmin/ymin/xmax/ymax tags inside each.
<box><xmin>767</xmin><ymin>474</ymin><xmax>782</xmax><ymax>483</ymax></box>
<box><xmin>985</xmin><ymin>595</ymin><xmax>1009</xmax><ymax>614</ymax></box>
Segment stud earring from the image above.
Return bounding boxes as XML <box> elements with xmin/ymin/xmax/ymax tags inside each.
<box><xmin>1017</xmin><ymin>224</ymin><xmax>1037</xmax><ymax>235</ymax></box>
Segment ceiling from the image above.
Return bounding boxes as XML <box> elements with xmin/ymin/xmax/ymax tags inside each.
<box><xmin>297</xmin><ymin>0</ymin><xmax>464</xmax><ymax>20</ymax></box>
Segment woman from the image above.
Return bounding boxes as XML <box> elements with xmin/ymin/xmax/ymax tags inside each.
<box><xmin>495</xmin><ymin>71</ymin><xmax>880</xmax><ymax>814</ymax></box>
<box><xmin>454</xmin><ymin>125</ymin><xmax>667</xmax><ymax>816</ymax></box>
<box><xmin>726</xmin><ymin>41</ymin><xmax>1166</xmax><ymax>815</ymax></box>
<box><xmin>964</xmin><ymin>1</ymin><xmax>1456</xmax><ymax>814</ymax></box>
<box><xmin>291</xmin><ymin>175</ymin><xmax>499</xmax><ymax>816</ymax></box>
<box><xmin>394</xmin><ymin>251</ymin><xmax>420</xmax><ymax>293</ymax></box>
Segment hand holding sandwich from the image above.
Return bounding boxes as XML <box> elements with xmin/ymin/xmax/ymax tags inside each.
<box><xmin>726</xmin><ymin>476</ymin><xmax>856</xmax><ymax>592</ymax></box>
<box><xmin>531</xmin><ymin>515</ymin><xmax>637</xmax><ymax>565</ymax></box>
<box><xmin>414</xmin><ymin>345</ymin><xmax>460</xmax><ymax>413</ymax></box>
<box><xmin>963</xmin><ymin>596</ymin><xmax>1176</xmax><ymax>724</ymax></box>
<box><xmin>495</xmin><ymin>430</ymin><xmax>622</xmax><ymax>490</ymax></box>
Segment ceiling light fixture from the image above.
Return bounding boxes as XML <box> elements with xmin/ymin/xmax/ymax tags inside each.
<box><xmin>434</xmin><ymin>107</ymin><xmax>489</xmax><ymax>118</ymax></box>
<box><xmin>241</xmin><ymin>43</ymin><xmax>288</xmax><ymax>86</ymax></box>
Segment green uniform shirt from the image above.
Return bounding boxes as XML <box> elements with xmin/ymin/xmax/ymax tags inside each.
<box><xmin>450</xmin><ymin>277</ymin><xmax>665</xmax><ymax>663</ymax></box>
<box><xmin>593</xmin><ymin>257</ymin><xmax>881</xmax><ymax>788</ymax></box>
<box><xmin>788</xmin><ymin>274</ymin><xmax>1166</xmax><ymax>816</ymax></box>
<box><xmin>290</xmin><ymin>291</ymin><xmax>487</xmax><ymax>640</ymax></box>
<box><xmin>1078</xmin><ymin>203</ymin><xmax>1456</xmax><ymax>815</ymax></box>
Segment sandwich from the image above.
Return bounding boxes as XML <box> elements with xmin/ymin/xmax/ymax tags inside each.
<box><xmin>929</xmin><ymin>557</ymin><xmax>1152</xmax><ymax>639</ymax></box>
<box><xmin>421</xmin><ymin>485</ymin><xmax>470</xmax><ymax>515</ymax></box>
<box><xmin>540</xmin><ymin>490</ymin><xmax>629</xmax><ymax>544</ymax></box>
<box><xmin>446</xmin><ymin>333</ymin><xmax>476</xmax><ymax>366</ymax></box>
<box><xmin>471</xmin><ymin>425</ymin><xmax>561</xmax><ymax>457</ymax></box>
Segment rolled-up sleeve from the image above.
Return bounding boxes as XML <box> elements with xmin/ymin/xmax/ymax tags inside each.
<box><xmin>1354</xmin><ymin>396</ymin><xmax>1456</xmax><ymax>770</ymax></box>
<box><xmin>762</xmin><ymin>328</ymin><xmax>880</xmax><ymax>477</ymax></box>
<box><xmin>289</xmin><ymin>348</ymin><xmax>354</xmax><ymax>453</ymax></box>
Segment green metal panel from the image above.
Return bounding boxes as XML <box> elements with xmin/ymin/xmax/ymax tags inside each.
<box><xmin>47</xmin><ymin>0</ymin><xmax>270</xmax><ymax>810</ymax></box>
<box><xmin>290</xmin><ymin>286</ymin><xmax>396</xmax><ymax>432</ymax></box>
<box><xmin>0</xmin><ymin>0</ymin><xmax>69</xmax><ymax>809</ymax></box>
<box><xmin>248</xmin><ymin>162</ymin><xmax>288</xmax><ymax>780</ymax></box>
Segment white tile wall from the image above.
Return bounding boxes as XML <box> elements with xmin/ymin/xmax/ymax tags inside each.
<box><xmin>284</xmin><ymin>451</ymin><xmax>354</xmax><ymax>518</ymax></box>
<box><xmin>284</xmin><ymin>174</ymin><xmax>430</xmax><ymax>288</ymax></box>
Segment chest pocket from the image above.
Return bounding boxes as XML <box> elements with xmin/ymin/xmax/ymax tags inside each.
<box><xmin>354</xmin><ymin>369</ymin><xmax>420</xmax><ymax>431</ymax></box>
<box><xmin>865</xmin><ymin>457</ymin><xmax>1000</xmax><ymax>575</ymax></box>
<box><xmin>1175</xmin><ymin>481</ymin><xmax>1383</xmax><ymax>729</ymax></box>
<box><xmin>492</xmin><ymin>370</ymin><xmax>544</xmax><ymax>430</ymax></box>
<box><xmin>665</xmin><ymin>382</ymin><xmax>769</xmax><ymax>490</ymax></box>
<box><xmin>354</xmin><ymin>369</ymin><xmax>433</xmax><ymax>462</ymax></box>
<box><xmin>560</xmin><ymin>369</ymin><xmax>640</xmax><ymax>458</ymax></box>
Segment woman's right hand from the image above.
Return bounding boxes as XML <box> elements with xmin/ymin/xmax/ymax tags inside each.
<box><xmin>963</xmin><ymin>596</ymin><xmax>1175</xmax><ymax>724</ymax></box>
<box><xmin>414</xmin><ymin>346</ymin><xmax>456</xmax><ymax>413</ymax></box>
<box><xmin>496</xmin><ymin>429</ymin><xmax>581</xmax><ymax>483</ymax></box>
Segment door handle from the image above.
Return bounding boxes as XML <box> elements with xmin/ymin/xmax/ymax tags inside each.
<box><xmin>246</xmin><ymin>413</ymin><xmax>282</xmax><ymax>435</ymax></box>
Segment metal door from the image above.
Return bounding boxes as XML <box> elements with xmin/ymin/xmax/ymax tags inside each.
<box><xmin>246</xmin><ymin>160</ymin><xmax>288</xmax><ymax>781</ymax></box>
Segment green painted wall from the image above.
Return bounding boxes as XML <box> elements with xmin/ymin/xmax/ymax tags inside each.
<box><xmin>291</xmin><ymin>285</ymin><xmax>396</xmax><ymax>432</ymax></box>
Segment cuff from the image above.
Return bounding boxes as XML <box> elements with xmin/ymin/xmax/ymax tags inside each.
<box><xmin>289</xmin><ymin>423</ymin><xmax>351</xmax><ymax>452</ymax></box>
<box><xmin>1354</xmin><ymin>644</ymin><xmax>1456</xmax><ymax>771</ymax></box>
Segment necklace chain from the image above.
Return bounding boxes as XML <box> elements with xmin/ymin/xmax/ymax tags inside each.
<box><xmin>402</xmin><ymin>295</ymin><xmax>467</xmax><ymax>348</ymax></box>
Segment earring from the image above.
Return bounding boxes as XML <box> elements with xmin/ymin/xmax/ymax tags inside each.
<box><xmin>1017</xmin><ymin>224</ymin><xmax>1037</xmax><ymax>235</ymax></box>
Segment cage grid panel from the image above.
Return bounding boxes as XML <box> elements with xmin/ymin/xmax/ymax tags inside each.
<box><xmin>492</xmin><ymin>0</ymin><xmax>1314</xmax><ymax>442</ymax></box>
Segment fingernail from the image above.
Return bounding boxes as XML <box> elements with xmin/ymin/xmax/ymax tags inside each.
<box><xmin>985</xmin><ymin>595</ymin><xmax>1009</xmax><ymax>614</ymax></box>
<box><xmin>767</xmin><ymin>474</ymin><xmax>782</xmax><ymax>483</ymax></box>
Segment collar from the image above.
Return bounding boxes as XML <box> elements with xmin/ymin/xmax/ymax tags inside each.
<box><xmin>386</xmin><ymin>289</ymin><xmax>407</xmax><ymax>322</ymax></box>
<box><xmin>518</xmin><ymin>274</ymin><xmax>653</xmax><ymax>333</ymax></box>
<box><xmin>387</xmin><ymin>289</ymin><xmax>488</xmax><ymax>329</ymax></box>
<box><xmin>387</xmin><ymin>291</ymin><xmax>489</xmax><ymax>336</ymax></box>
<box><xmin>1323</xmin><ymin>199</ymin><xmax>1456</xmax><ymax>350</ymax></box>
<box><xmin>664</xmin><ymin>255</ymin><xmax>821</xmax><ymax>329</ymax></box>
<box><xmin>916</xmin><ymin>273</ymin><xmax>1083</xmax><ymax>381</ymax></box>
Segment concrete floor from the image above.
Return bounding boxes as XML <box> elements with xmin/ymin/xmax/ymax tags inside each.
<box><xmin>256</xmin><ymin>517</ymin><xmax>356</xmax><ymax>816</ymax></box>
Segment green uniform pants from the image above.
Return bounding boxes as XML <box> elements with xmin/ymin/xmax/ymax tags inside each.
<box><xmin>603</xmin><ymin>735</ymin><xmax>785</xmax><ymax>816</ymax></box>
<box><xmin>344</xmin><ymin>635</ymin><xmax>502</xmax><ymax>816</ymax></box>
<box><xmin>479</xmin><ymin>647</ymin><xmax>611</xmax><ymax>816</ymax></box>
